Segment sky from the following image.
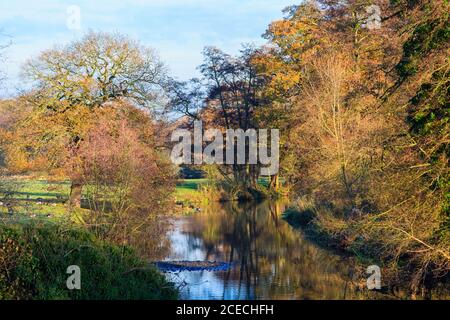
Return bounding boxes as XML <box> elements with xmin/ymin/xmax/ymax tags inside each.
<box><xmin>0</xmin><ymin>0</ymin><xmax>299</xmax><ymax>97</ymax></box>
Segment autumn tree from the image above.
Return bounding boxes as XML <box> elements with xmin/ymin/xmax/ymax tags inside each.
<box><xmin>168</xmin><ymin>46</ymin><xmax>269</xmax><ymax>195</ymax></box>
<box><xmin>367</xmin><ymin>0</ymin><xmax>450</xmax><ymax>291</ymax></box>
<box><xmin>254</xmin><ymin>0</ymin><xmax>403</xmax><ymax>196</ymax></box>
<box><xmin>70</xmin><ymin>103</ymin><xmax>175</xmax><ymax>250</ymax></box>
<box><xmin>14</xmin><ymin>32</ymin><xmax>166</xmax><ymax>207</ymax></box>
<box><xmin>260</xmin><ymin>0</ymin><xmax>449</xmax><ymax>292</ymax></box>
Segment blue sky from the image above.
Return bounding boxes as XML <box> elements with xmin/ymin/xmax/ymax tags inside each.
<box><xmin>0</xmin><ymin>0</ymin><xmax>299</xmax><ymax>97</ymax></box>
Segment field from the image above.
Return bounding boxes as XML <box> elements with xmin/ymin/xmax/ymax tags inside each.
<box><xmin>0</xmin><ymin>178</ymin><xmax>209</xmax><ymax>219</ymax></box>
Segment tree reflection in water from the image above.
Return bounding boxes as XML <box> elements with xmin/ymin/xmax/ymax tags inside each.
<box><xmin>164</xmin><ymin>200</ymin><xmax>370</xmax><ymax>300</ymax></box>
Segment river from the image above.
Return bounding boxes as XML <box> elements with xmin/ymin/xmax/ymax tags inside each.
<box><xmin>161</xmin><ymin>200</ymin><xmax>375</xmax><ymax>300</ymax></box>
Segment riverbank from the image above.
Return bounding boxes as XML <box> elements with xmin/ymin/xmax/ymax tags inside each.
<box><xmin>174</xmin><ymin>179</ymin><xmax>208</xmax><ymax>215</ymax></box>
<box><xmin>3</xmin><ymin>177</ymin><xmax>448</xmax><ymax>300</ymax></box>
<box><xmin>282</xmin><ymin>199</ymin><xmax>450</xmax><ymax>299</ymax></box>
<box><xmin>0</xmin><ymin>221</ymin><xmax>178</xmax><ymax>299</ymax></box>
<box><xmin>0</xmin><ymin>177</ymin><xmax>178</xmax><ymax>300</ymax></box>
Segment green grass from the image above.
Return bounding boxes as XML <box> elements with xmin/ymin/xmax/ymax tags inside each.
<box><xmin>0</xmin><ymin>179</ymin><xmax>73</xmax><ymax>220</ymax></box>
<box><xmin>4</xmin><ymin>177</ymin><xmax>206</xmax><ymax>201</ymax></box>
<box><xmin>2</xmin><ymin>177</ymin><xmax>270</xmax><ymax>218</ymax></box>
<box><xmin>0</xmin><ymin>178</ymin><xmax>214</xmax><ymax>222</ymax></box>
<box><xmin>2</xmin><ymin>179</ymin><xmax>70</xmax><ymax>199</ymax></box>
<box><xmin>257</xmin><ymin>177</ymin><xmax>270</xmax><ymax>187</ymax></box>
<box><xmin>1</xmin><ymin>177</ymin><xmax>211</xmax><ymax>218</ymax></box>
<box><xmin>173</xmin><ymin>179</ymin><xmax>208</xmax><ymax>215</ymax></box>
<box><xmin>0</xmin><ymin>177</ymin><xmax>179</xmax><ymax>300</ymax></box>
<box><xmin>0</xmin><ymin>221</ymin><xmax>178</xmax><ymax>300</ymax></box>
<box><xmin>4</xmin><ymin>177</ymin><xmax>267</xmax><ymax>202</ymax></box>
<box><xmin>174</xmin><ymin>179</ymin><xmax>207</xmax><ymax>198</ymax></box>
<box><xmin>174</xmin><ymin>178</ymin><xmax>207</xmax><ymax>203</ymax></box>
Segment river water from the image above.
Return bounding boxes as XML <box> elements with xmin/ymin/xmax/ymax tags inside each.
<box><xmin>162</xmin><ymin>200</ymin><xmax>371</xmax><ymax>300</ymax></box>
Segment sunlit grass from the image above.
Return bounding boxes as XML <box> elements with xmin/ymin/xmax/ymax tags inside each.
<box><xmin>174</xmin><ymin>179</ymin><xmax>207</xmax><ymax>200</ymax></box>
<box><xmin>2</xmin><ymin>177</ymin><xmax>267</xmax><ymax>218</ymax></box>
<box><xmin>1</xmin><ymin>178</ymin><xmax>80</xmax><ymax>221</ymax></box>
<box><xmin>1</xmin><ymin>177</ymin><xmax>211</xmax><ymax>218</ymax></box>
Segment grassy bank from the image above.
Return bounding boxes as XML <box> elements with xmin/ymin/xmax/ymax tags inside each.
<box><xmin>1</xmin><ymin>177</ymin><xmax>208</xmax><ymax>217</ymax></box>
<box><xmin>1</xmin><ymin>177</ymin><xmax>282</xmax><ymax>217</ymax></box>
<box><xmin>0</xmin><ymin>178</ymin><xmax>80</xmax><ymax>221</ymax></box>
<box><xmin>0</xmin><ymin>221</ymin><xmax>178</xmax><ymax>300</ymax></box>
<box><xmin>0</xmin><ymin>177</ymin><xmax>178</xmax><ymax>300</ymax></box>
<box><xmin>282</xmin><ymin>198</ymin><xmax>450</xmax><ymax>299</ymax></box>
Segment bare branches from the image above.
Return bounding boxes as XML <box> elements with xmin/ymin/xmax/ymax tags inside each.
<box><xmin>164</xmin><ymin>78</ymin><xmax>203</xmax><ymax>120</ymax></box>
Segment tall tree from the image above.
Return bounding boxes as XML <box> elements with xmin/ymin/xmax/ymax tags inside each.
<box><xmin>168</xmin><ymin>46</ymin><xmax>268</xmax><ymax>192</ymax></box>
<box><xmin>17</xmin><ymin>32</ymin><xmax>166</xmax><ymax>207</ymax></box>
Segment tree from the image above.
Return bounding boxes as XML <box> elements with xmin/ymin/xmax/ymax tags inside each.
<box><xmin>259</xmin><ymin>0</ymin><xmax>449</xmax><ymax>292</ymax></box>
<box><xmin>15</xmin><ymin>32</ymin><xmax>167</xmax><ymax>207</ymax></box>
<box><xmin>24</xmin><ymin>31</ymin><xmax>165</xmax><ymax>109</ymax></box>
<box><xmin>72</xmin><ymin>104</ymin><xmax>175</xmax><ymax>247</ymax></box>
<box><xmin>165</xmin><ymin>78</ymin><xmax>204</xmax><ymax>120</ymax></box>
<box><xmin>168</xmin><ymin>46</ymin><xmax>268</xmax><ymax>194</ymax></box>
<box><xmin>376</xmin><ymin>0</ymin><xmax>450</xmax><ymax>289</ymax></box>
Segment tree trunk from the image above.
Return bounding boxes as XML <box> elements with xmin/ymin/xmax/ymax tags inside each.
<box><xmin>249</xmin><ymin>164</ymin><xmax>258</xmax><ymax>188</ymax></box>
<box><xmin>269</xmin><ymin>174</ymin><xmax>279</xmax><ymax>191</ymax></box>
<box><xmin>69</xmin><ymin>181</ymin><xmax>82</xmax><ymax>208</ymax></box>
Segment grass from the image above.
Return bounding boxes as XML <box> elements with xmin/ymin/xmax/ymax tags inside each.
<box><xmin>174</xmin><ymin>179</ymin><xmax>207</xmax><ymax>200</ymax></box>
<box><xmin>9</xmin><ymin>179</ymin><xmax>71</xmax><ymax>200</ymax></box>
<box><xmin>1</xmin><ymin>177</ymin><xmax>273</xmax><ymax>218</ymax></box>
<box><xmin>0</xmin><ymin>221</ymin><xmax>178</xmax><ymax>300</ymax></box>
<box><xmin>0</xmin><ymin>178</ymin><xmax>73</xmax><ymax>220</ymax></box>
<box><xmin>0</xmin><ymin>177</ymin><xmax>179</xmax><ymax>300</ymax></box>
<box><xmin>173</xmin><ymin>179</ymin><xmax>208</xmax><ymax>215</ymax></box>
<box><xmin>0</xmin><ymin>177</ymin><xmax>210</xmax><ymax>219</ymax></box>
<box><xmin>172</xmin><ymin>177</ymin><xmax>280</xmax><ymax>212</ymax></box>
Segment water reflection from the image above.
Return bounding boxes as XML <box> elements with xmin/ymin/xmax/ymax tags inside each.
<box><xmin>164</xmin><ymin>201</ymin><xmax>363</xmax><ymax>300</ymax></box>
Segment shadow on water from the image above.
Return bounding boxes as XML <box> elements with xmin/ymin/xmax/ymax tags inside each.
<box><xmin>162</xmin><ymin>200</ymin><xmax>378</xmax><ymax>300</ymax></box>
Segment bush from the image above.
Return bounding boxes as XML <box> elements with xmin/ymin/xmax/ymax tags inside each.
<box><xmin>282</xmin><ymin>197</ymin><xmax>317</xmax><ymax>227</ymax></box>
<box><xmin>283</xmin><ymin>207</ymin><xmax>316</xmax><ymax>227</ymax></box>
<box><xmin>0</xmin><ymin>222</ymin><xmax>177</xmax><ymax>300</ymax></box>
